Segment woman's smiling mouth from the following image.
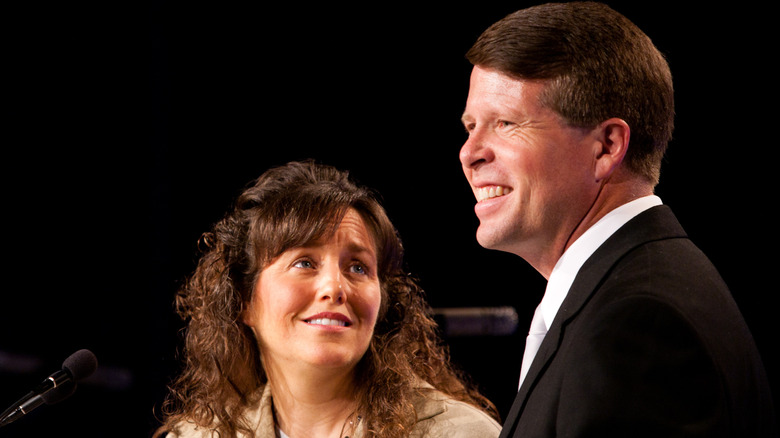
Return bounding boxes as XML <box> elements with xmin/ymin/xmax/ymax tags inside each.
<box><xmin>303</xmin><ymin>312</ymin><xmax>353</xmax><ymax>327</ymax></box>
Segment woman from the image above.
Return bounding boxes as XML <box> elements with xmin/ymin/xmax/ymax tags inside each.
<box><xmin>155</xmin><ymin>161</ymin><xmax>501</xmax><ymax>437</ymax></box>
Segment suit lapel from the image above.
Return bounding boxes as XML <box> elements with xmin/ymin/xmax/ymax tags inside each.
<box><xmin>499</xmin><ymin>206</ymin><xmax>687</xmax><ymax>437</ymax></box>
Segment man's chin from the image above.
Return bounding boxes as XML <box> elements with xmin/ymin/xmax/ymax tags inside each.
<box><xmin>476</xmin><ymin>225</ymin><xmax>503</xmax><ymax>250</ymax></box>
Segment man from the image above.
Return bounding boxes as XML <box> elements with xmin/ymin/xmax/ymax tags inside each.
<box><xmin>459</xmin><ymin>2</ymin><xmax>776</xmax><ymax>437</ymax></box>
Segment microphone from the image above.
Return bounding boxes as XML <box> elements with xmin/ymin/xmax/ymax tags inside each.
<box><xmin>433</xmin><ymin>306</ymin><xmax>519</xmax><ymax>337</ymax></box>
<box><xmin>41</xmin><ymin>380</ymin><xmax>77</xmax><ymax>405</ymax></box>
<box><xmin>0</xmin><ymin>349</ymin><xmax>98</xmax><ymax>427</ymax></box>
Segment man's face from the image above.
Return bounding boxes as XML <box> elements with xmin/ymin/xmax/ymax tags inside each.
<box><xmin>459</xmin><ymin>66</ymin><xmax>600</xmax><ymax>263</ymax></box>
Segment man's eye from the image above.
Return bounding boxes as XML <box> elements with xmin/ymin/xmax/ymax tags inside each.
<box><xmin>498</xmin><ymin>120</ymin><xmax>514</xmax><ymax>129</ymax></box>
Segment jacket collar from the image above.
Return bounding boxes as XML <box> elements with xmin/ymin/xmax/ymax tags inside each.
<box><xmin>248</xmin><ymin>379</ymin><xmax>447</xmax><ymax>437</ymax></box>
<box><xmin>511</xmin><ymin>205</ymin><xmax>687</xmax><ymax>415</ymax></box>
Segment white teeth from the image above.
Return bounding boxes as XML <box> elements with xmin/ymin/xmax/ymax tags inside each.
<box><xmin>306</xmin><ymin>318</ymin><xmax>347</xmax><ymax>327</ymax></box>
<box><xmin>476</xmin><ymin>186</ymin><xmax>511</xmax><ymax>202</ymax></box>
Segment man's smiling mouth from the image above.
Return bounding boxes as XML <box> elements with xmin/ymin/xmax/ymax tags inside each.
<box><xmin>476</xmin><ymin>185</ymin><xmax>512</xmax><ymax>202</ymax></box>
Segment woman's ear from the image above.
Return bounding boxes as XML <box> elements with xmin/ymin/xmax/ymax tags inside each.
<box><xmin>593</xmin><ymin>118</ymin><xmax>630</xmax><ymax>182</ymax></box>
<box><xmin>241</xmin><ymin>299</ymin><xmax>256</xmax><ymax>326</ymax></box>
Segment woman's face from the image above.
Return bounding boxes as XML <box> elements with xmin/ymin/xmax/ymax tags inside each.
<box><xmin>245</xmin><ymin>208</ymin><xmax>382</xmax><ymax>373</ymax></box>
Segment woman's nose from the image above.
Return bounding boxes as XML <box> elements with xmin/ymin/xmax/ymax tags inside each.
<box><xmin>317</xmin><ymin>267</ymin><xmax>346</xmax><ymax>305</ymax></box>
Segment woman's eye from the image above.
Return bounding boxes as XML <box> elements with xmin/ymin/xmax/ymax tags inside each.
<box><xmin>293</xmin><ymin>259</ymin><xmax>314</xmax><ymax>269</ymax></box>
<box><xmin>349</xmin><ymin>263</ymin><xmax>367</xmax><ymax>275</ymax></box>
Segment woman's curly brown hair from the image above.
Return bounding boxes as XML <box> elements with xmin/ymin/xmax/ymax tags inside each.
<box><xmin>154</xmin><ymin>160</ymin><xmax>499</xmax><ymax>437</ymax></box>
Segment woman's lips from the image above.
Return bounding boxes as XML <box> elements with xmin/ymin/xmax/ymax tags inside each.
<box><xmin>303</xmin><ymin>312</ymin><xmax>353</xmax><ymax>327</ymax></box>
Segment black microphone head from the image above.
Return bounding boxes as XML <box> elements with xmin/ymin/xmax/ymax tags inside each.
<box><xmin>62</xmin><ymin>349</ymin><xmax>98</xmax><ymax>382</ymax></box>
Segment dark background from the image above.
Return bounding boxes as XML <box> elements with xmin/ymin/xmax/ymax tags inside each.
<box><xmin>2</xmin><ymin>1</ymin><xmax>776</xmax><ymax>436</ymax></box>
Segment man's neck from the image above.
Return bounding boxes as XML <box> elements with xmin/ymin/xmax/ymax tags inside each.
<box><xmin>532</xmin><ymin>178</ymin><xmax>655</xmax><ymax>279</ymax></box>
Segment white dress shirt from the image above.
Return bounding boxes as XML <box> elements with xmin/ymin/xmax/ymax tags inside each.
<box><xmin>518</xmin><ymin>195</ymin><xmax>662</xmax><ymax>387</ymax></box>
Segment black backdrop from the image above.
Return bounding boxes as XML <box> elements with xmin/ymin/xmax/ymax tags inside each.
<box><xmin>2</xmin><ymin>1</ymin><xmax>776</xmax><ymax>436</ymax></box>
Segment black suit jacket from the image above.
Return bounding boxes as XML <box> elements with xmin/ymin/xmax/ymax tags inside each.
<box><xmin>499</xmin><ymin>206</ymin><xmax>776</xmax><ymax>438</ymax></box>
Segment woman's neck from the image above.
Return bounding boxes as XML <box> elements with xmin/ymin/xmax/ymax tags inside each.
<box><xmin>266</xmin><ymin>362</ymin><xmax>359</xmax><ymax>438</ymax></box>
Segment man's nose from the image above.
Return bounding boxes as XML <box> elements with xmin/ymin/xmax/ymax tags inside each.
<box><xmin>459</xmin><ymin>128</ymin><xmax>493</xmax><ymax>170</ymax></box>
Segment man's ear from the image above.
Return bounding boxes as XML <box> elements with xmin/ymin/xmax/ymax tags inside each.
<box><xmin>594</xmin><ymin>118</ymin><xmax>630</xmax><ymax>182</ymax></box>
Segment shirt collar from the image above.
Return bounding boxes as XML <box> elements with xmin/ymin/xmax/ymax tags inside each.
<box><xmin>538</xmin><ymin>195</ymin><xmax>663</xmax><ymax>329</ymax></box>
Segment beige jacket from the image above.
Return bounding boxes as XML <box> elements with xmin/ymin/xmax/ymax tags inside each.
<box><xmin>169</xmin><ymin>382</ymin><xmax>500</xmax><ymax>438</ymax></box>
